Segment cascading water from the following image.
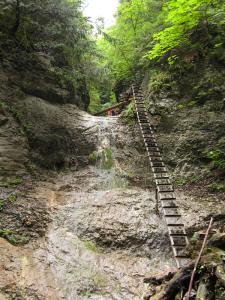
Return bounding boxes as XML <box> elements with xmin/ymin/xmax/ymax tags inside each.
<box><xmin>93</xmin><ymin>116</ymin><xmax>129</xmax><ymax>189</ymax></box>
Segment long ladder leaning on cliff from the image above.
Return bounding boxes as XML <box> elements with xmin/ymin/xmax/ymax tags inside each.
<box><xmin>132</xmin><ymin>84</ymin><xmax>190</xmax><ymax>269</ymax></box>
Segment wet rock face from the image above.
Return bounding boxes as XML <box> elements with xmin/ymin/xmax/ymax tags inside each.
<box><xmin>0</xmin><ymin>166</ymin><xmax>223</xmax><ymax>300</ymax></box>
<box><xmin>0</xmin><ymin>105</ymin><xmax>28</xmax><ymax>178</ymax></box>
<box><xmin>143</xmin><ymin>66</ymin><xmax>225</xmax><ymax>180</ymax></box>
<box><xmin>0</xmin><ymin>177</ymin><xmax>52</xmax><ymax>245</ymax></box>
<box><xmin>66</xmin><ymin>189</ymin><xmax>169</xmax><ymax>257</ymax></box>
<box><xmin>18</xmin><ymin>97</ymin><xmax>96</xmax><ymax>168</ymax></box>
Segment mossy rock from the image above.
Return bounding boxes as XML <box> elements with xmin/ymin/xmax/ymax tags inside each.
<box><xmin>89</xmin><ymin>151</ymin><xmax>98</xmax><ymax>164</ymax></box>
<box><xmin>83</xmin><ymin>240</ymin><xmax>99</xmax><ymax>253</ymax></box>
<box><xmin>100</xmin><ymin>148</ymin><xmax>114</xmax><ymax>170</ymax></box>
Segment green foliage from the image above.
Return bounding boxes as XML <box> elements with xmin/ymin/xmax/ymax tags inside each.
<box><xmin>98</xmin><ymin>0</ymin><xmax>163</xmax><ymax>82</ymax></box>
<box><xmin>88</xmin><ymin>85</ymin><xmax>102</xmax><ymax>114</ymax></box>
<box><xmin>0</xmin><ymin>228</ymin><xmax>29</xmax><ymax>245</ymax></box>
<box><xmin>121</xmin><ymin>101</ymin><xmax>136</xmax><ymax>124</ymax></box>
<box><xmin>175</xmin><ymin>175</ymin><xmax>200</xmax><ymax>186</ymax></box>
<box><xmin>96</xmin><ymin>0</ymin><xmax>225</xmax><ymax>81</ymax></box>
<box><xmin>149</xmin><ymin>71</ymin><xmax>172</xmax><ymax>93</ymax></box>
<box><xmin>209</xmin><ymin>182</ymin><xmax>225</xmax><ymax>192</ymax></box>
<box><xmin>176</xmin><ymin>100</ymin><xmax>197</xmax><ymax>110</ymax></box>
<box><xmin>148</xmin><ymin>0</ymin><xmax>225</xmax><ymax>60</ymax></box>
<box><xmin>206</xmin><ymin>149</ymin><xmax>225</xmax><ymax>171</ymax></box>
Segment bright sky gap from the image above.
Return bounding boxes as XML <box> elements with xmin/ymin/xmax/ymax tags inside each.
<box><xmin>83</xmin><ymin>0</ymin><xmax>119</xmax><ymax>28</ymax></box>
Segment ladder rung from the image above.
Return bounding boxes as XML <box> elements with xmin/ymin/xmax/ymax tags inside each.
<box><xmin>158</xmin><ymin>189</ymin><xmax>174</xmax><ymax>193</ymax></box>
<box><xmin>151</xmin><ymin>162</ymin><xmax>165</xmax><ymax>167</ymax></box>
<box><xmin>145</xmin><ymin>138</ymin><xmax>156</xmax><ymax>142</ymax></box>
<box><xmin>150</xmin><ymin>157</ymin><xmax>163</xmax><ymax>162</ymax></box>
<box><xmin>175</xmin><ymin>255</ymin><xmax>189</xmax><ymax>259</ymax></box>
<box><xmin>143</xmin><ymin>141</ymin><xmax>157</xmax><ymax>146</ymax></box>
<box><xmin>158</xmin><ymin>186</ymin><xmax>173</xmax><ymax>191</ymax></box>
<box><xmin>153</xmin><ymin>170</ymin><xmax>167</xmax><ymax>174</ymax></box>
<box><xmin>167</xmin><ymin>223</ymin><xmax>184</xmax><ymax>226</ymax></box>
<box><xmin>159</xmin><ymin>193</ymin><xmax>175</xmax><ymax>199</ymax></box>
<box><xmin>145</xmin><ymin>136</ymin><xmax>156</xmax><ymax>139</ymax></box>
<box><xmin>170</xmin><ymin>233</ymin><xmax>187</xmax><ymax>237</ymax></box>
<box><xmin>154</xmin><ymin>173</ymin><xmax>169</xmax><ymax>178</ymax></box>
<box><xmin>165</xmin><ymin>214</ymin><xmax>182</xmax><ymax>217</ymax></box>
<box><xmin>149</xmin><ymin>154</ymin><xmax>162</xmax><ymax>158</ymax></box>
<box><xmin>173</xmin><ymin>243</ymin><xmax>187</xmax><ymax>247</ymax></box>
<box><xmin>157</xmin><ymin>181</ymin><xmax>171</xmax><ymax>185</ymax></box>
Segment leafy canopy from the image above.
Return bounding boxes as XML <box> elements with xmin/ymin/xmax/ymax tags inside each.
<box><xmin>148</xmin><ymin>0</ymin><xmax>225</xmax><ymax>60</ymax></box>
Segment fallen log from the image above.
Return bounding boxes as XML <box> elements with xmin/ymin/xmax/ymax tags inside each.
<box><xmin>93</xmin><ymin>100</ymin><xmax>130</xmax><ymax>116</ymax></box>
<box><xmin>158</xmin><ymin>262</ymin><xmax>195</xmax><ymax>300</ymax></box>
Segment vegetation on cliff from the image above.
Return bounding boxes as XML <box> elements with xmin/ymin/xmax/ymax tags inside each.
<box><xmin>0</xmin><ymin>0</ymin><xmax>98</xmax><ymax>107</ymax></box>
<box><xmin>98</xmin><ymin>0</ymin><xmax>225</xmax><ymax>80</ymax></box>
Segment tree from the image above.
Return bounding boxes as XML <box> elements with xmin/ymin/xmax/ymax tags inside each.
<box><xmin>148</xmin><ymin>0</ymin><xmax>225</xmax><ymax>60</ymax></box>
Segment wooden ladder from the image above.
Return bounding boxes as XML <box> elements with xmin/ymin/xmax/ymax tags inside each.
<box><xmin>132</xmin><ymin>84</ymin><xmax>190</xmax><ymax>269</ymax></box>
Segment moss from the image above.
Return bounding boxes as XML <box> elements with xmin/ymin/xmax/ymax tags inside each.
<box><xmin>89</xmin><ymin>151</ymin><xmax>98</xmax><ymax>164</ymax></box>
<box><xmin>83</xmin><ymin>240</ymin><xmax>99</xmax><ymax>253</ymax></box>
<box><xmin>80</xmin><ymin>272</ymin><xmax>107</xmax><ymax>297</ymax></box>
<box><xmin>208</xmin><ymin>183</ymin><xmax>225</xmax><ymax>192</ymax></box>
<box><xmin>8</xmin><ymin>194</ymin><xmax>17</xmax><ymax>202</ymax></box>
<box><xmin>91</xmin><ymin>273</ymin><xmax>107</xmax><ymax>289</ymax></box>
<box><xmin>0</xmin><ymin>193</ymin><xmax>18</xmax><ymax>213</ymax></box>
<box><xmin>176</xmin><ymin>100</ymin><xmax>197</xmax><ymax>110</ymax></box>
<box><xmin>0</xmin><ymin>228</ymin><xmax>29</xmax><ymax>245</ymax></box>
<box><xmin>0</xmin><ymin>177</ymin><xmax>23</xmax><ymax>188</ymax></box>
<box><xmin>90</xmin><ymin>148</ymin><xmax>114</xmax><ymax>169</ymax></box>
<box><xmin>176</xmin><ymin>103</ymin><xmax>186</xmax><ymax>110</ymax></box>
<box><xmin>0</xmin><ymin>199</ymin><xmax>4</xmax><ymax>211</ymax></box>
<box><xmin>100</xmin><ymin>148</ymin><xmax>114</xmax><ymax>170</ymax></box>
<box><xmin>175</xmin><ymin>175</ymin><xmax>200</xmax><ymax>187</ymax></box>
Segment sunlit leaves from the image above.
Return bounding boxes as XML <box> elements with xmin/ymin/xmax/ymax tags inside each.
<box><xmin>98</xmin><ymin>0</ymin><xmax>163</xmax><ymax>80</ymax></box>
<box><xmin>148</xmin><ymin>0</ymin><xmax>224</xmax><ymax>60</ymax></box>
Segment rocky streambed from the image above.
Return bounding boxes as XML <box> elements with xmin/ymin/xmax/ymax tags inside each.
<box><xmin>0</xmin><ymin>113</ymin><xmax>225</xmax><ymax>300</ymax></box>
